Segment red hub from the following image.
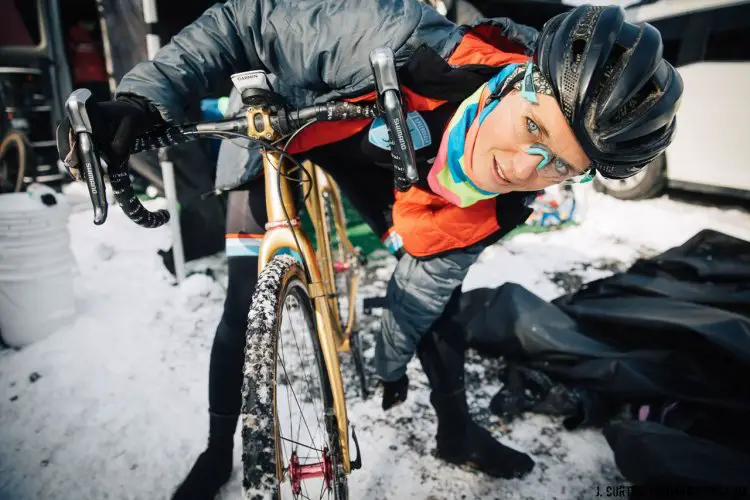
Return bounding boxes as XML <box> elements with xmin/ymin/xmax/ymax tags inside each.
<box><xmin>288</xmin><ymin>447</ymin><xmax>333</xmax><ymax>495</ymax></box>
<box><xmin>333</xmin><ymin>260</ymin><xmax>350</xmax><ymax>273</ymax></box>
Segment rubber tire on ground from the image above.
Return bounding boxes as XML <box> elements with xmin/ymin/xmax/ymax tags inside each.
<box><xmin>241</xmin><ymin>255</ymin><xmax>348</xmax><ymax>500</ymax></box>
<box><xmin>593</xmin><ymin>154</ymin><xmax>667</xmax><ymax>201</ymax></box>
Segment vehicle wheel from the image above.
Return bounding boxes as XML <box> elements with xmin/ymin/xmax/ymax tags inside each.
<box><xmin>241</xmin><ymin>255</ymin><xmax>348</xmax><ymax>500</ymax></box>
<box><xmin>593</xmin><ymin>154</ymin><xmax>667</xmax><ymax>200</ymax></box>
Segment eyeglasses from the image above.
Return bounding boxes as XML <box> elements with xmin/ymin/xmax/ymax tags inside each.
<box><xmin>527</xmin><ymin>143</ymin><xmax>595</xmax><ymax>183</ymax></box>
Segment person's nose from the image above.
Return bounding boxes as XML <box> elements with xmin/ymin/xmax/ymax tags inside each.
<box><xmin>510</xmin><ymin>151</ymin><xmax>540</xmax><ymax>182</ymax></box>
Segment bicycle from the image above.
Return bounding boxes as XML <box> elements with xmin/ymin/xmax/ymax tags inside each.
<box><xmin>63</xmin><ymin>48</ymin><xmax>418</xmax><ymax>499</ymax></box>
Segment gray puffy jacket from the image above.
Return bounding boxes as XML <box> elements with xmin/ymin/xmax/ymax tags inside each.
<box><xmin>116</xmin><ymin>0</ymin><xmax>538</xmax><ymax>382</ymax></box>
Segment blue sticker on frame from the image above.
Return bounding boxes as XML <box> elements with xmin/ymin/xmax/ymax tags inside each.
<box><xmin>368</xmin><ymin>111</ymin><xmax>432</xmax><ymax>151</ymax></box>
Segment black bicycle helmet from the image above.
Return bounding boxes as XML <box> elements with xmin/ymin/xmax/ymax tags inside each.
<box><xmin>534</xmin><ymin>4</ymin><xmax>683</xmax><ymax>179</ymax></box>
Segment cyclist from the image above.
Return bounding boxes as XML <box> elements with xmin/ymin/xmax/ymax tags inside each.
<box><xmin>56</xmin><ymin>1</ymin><xmax>682</xmax><ymax>498</ymax></box>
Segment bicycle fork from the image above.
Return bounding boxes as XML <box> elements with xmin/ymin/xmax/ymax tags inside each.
<box><xmin>257</xmin><ymin>147</ymin><xmax>359</xmax><ymax>478</ymax></box>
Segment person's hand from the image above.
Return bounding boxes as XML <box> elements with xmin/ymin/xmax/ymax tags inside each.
<box><xmin>56</xmin><ymin>95</ymin><xmax>160</xmax><ymax>180</ymax></box>
<box><xmin>381</xmin><ymin>374</ymin><xmax>409</xmax><ymax>410</ymax></box>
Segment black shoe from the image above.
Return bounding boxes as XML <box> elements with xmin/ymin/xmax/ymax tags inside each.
<box><xmin>171</xmin><ymin>446</ymin><xmax>233</xmax><ymax>500</ymax></box>
<box><xmin>171</xmin><ymin>412</ymin><xmax>237</xmax><ymax>500</ymax></box>
<box><xmin>431</xmin><ymin>389</ymin><xmax>535</xmax><ymax>479</ymax></box>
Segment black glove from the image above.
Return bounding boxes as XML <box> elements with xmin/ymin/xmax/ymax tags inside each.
<box><xmin>381</xmin><ymin>374</ymin><xmax>409</xmax><ymax>411</ymax></box>
<box><xmin>56</xmin><ymin>95</ymin><xmax>162</xmax><ymax>180</ymax></box>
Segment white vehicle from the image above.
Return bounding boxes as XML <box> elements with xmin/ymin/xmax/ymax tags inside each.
<box><xmin>593</xmin><ymin>0</ymin><xmax>750</xmax><ymax>200</ymax></box>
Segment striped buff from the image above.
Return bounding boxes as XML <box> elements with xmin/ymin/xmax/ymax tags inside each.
<box><xmin>426</xmin><ymin>63</ymin><xmax>521</xmax><ymax>208</ymax></box>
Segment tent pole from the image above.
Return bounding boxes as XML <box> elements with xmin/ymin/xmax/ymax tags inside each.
<box><xmin>142</xmin><ymin>0</ymin><xmax>186</xmax><ymax>284</ymax></box>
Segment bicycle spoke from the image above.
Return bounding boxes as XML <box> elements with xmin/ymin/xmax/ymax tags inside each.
<box><xmin>277</xmin><ymin>352</ymin><xmax>317</xmax><ymax>455</ymax></box>
<box><xmin>311</xmin><ymin>418</ymin><xmax>325</xmax><ymax>454</ymax></box>
<box><xmin>318</xmin><ymin>458</ymin><xmax>328</xmax><ymax>500</ymax></box>
<box><xmin>279</xmin><ymin>292</ymin><xmax>327</xmax><ymax>471</ymax></box>
<box><xmin>295</xmin><ymin>406</ymin><xmax>304</xmax><ymax>458</ymax></box>
<box><xmin>284</xmin><ymin>294</ymin><xmax>327</xmax><ymax>466</ymax></box>
<box><xmin>289</xmin><ymin>300</ymin><xmax>320</xmax><ymax>409</ymax></box>
<box><xmin>289</xmin><ymin>314</ymin><xmax>324</xmax><ymax>445</ymax></box>
<box><xmin>280</xmin><ymin>417</ymin><xmax>290</xmax><ymax>478</ymax></box>
<box><xmin>292</xmin><ymin>323</ymin><xmax>321</xmax><ymax>422</ymax></box>
<box><xmin>282</xmin><ymin>299</ymin><xmax>301</xmax><ymax>452</ymax></box>
<box><xmin>276</xmin><ymin>320</ymin><xmax>319</xmax><ymax>460</ymax></box>
<box><xmin>279</xmin><ymin>436</ymin><xmax>324</xmax><ymax>453</ymax></box>
<box><xmin>319</xmin><ymin>480</ymin><xmax>327</xmax><ymax>500</ymax></box>
<box><xmin>278</xmin><ymin>308</ymin><xmax>295</xmax><ymax>457</ymax></box>
<box><xmin>287</xmin><ymin>342</ymin><xmax>311</xmax><ymax>461</ymax></box>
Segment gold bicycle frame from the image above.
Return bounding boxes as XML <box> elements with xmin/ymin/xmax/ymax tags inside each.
<box><xmin>245</xmin><ymin>106</ymin><xmax>361</xmax><ymax>474</ymax></box>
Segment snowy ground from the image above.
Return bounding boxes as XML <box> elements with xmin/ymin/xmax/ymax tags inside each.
<box><xmin>2</xmin><ymin>183</ymin><xmax>750</xmax><ymax>500</ymax></box>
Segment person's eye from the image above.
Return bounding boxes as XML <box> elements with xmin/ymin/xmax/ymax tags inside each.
<box><xmin>526</xmin><ymin>117</ymin><xmax>540</xmax><ymax>136</ymax></box>
<box><xmin>554</xmin><ymin>159</ymin><xmax>570</xmax><ymax>176</ymax></box>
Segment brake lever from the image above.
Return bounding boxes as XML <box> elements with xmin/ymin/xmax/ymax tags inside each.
<box><xmin>369</xmin><ymin>47</ymin><xmax>419</xmax><ymax>191</ymax></box>
<box><xmin>65</xmin><ymin>88</ymin><xmax>108</xmax><ymax>225</ymax></box>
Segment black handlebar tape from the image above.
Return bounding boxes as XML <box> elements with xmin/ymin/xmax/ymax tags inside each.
<box><xmin>131</xmin><ymin>125</ymin><xmax>194</xmax><ymax>154</ymax></box>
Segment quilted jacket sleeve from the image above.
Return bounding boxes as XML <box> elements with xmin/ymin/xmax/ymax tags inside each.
<box><xmin>115</xmin><ymin>0</ymin><xmax>430</xmax><ymax>122</ymax></box>
<box><xmin>375</xmin><ymin>245</ymin><xmax>485</xmax><ymax>381</ymax></box>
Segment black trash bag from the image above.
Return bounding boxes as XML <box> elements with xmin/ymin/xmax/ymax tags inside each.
<box><xmin>603</xmin><ymin>420</ymin><xmax>750</xmax><ymax>497</ymax></box>
<box><xmin>490</xmin><ymin>363</ymin><xmax>580</xmax><ymax>420</ymax></box>
<box><xmin>489</xmin><ymin>363</ymin><xmax>622</xmax><ymax>429</ymax></box>
<box><xmin>628</xmin><ymin>229</ymin><xmax>750</xmax><ymax>284</ymax></box>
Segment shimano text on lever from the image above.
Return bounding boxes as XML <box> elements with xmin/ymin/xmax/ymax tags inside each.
<box><xmin>65</xmin><ymin>88</ymin><xmax>108</xmax><ymax>224</ymax></box>
<box><xmin>369</xmin><ymin>47</ymin><xmax>418</xmax><ymax>192</ymax></box>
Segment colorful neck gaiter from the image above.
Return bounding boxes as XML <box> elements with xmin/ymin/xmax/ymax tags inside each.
<box><xmin>427</xmin><ymin>63</ymin><xmax>520</xmax><ymax>208</ymax></box>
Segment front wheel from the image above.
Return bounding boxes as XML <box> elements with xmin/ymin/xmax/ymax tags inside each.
<box><xmin>241</xmin><ymin>255</ymin><xmax>348</xmax><ymax>500</ymax></box>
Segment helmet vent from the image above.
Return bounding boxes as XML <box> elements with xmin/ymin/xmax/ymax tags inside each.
<box><xmin>605</xmin><ymin>44</ymin><xmax>627</xmax><ymax>77</ymax></box>
<box><xmin>571</xmin><ymin>39</ymin><xmax>587</xmax><ymax>62</ymax></box>
<box><xmin>614</xmin><ymin>81</ymin><xmax>656</xmax><ymax>124</ymax></box>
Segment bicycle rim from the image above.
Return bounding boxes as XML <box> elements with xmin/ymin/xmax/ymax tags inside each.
<box><xmin>322</xmin><ymin>192</ymin><xmax>351</xmax><ymax>329</ymax></box>
<box><xmin>242</xmin><ymin>255</ymin><xmax>348</xmax><ymax>500</ymax></box>
<box><xmin>322</xmin><ymin>193</ymin><xmax>368</xmax><ymax>400</ymax></box>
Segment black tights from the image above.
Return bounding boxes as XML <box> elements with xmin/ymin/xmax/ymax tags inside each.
<box><xmin>208</xmin><ymin>255</ymin><xmax>259</xmax><ymax>415</ymax></box>
<box><xmin>416</xmin><ymin>289</ymin><xmax>467</xmax><ymax>395</ymax></box>
<box><xmin>208</xmin><ymin>177</ymin><xmax>268</xmax><ymax>416</ymax></box>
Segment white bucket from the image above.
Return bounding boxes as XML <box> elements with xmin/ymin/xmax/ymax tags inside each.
<box><xmin>0</xmin><ymin>184</ymin><xmax>75</xmax><ymax>348</ymax></box>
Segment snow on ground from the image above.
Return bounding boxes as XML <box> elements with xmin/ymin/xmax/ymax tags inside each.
<box><xmin>2</xmin><ymin>183</ymin><xmax>750</xmax><ymax>500</ymax></box>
